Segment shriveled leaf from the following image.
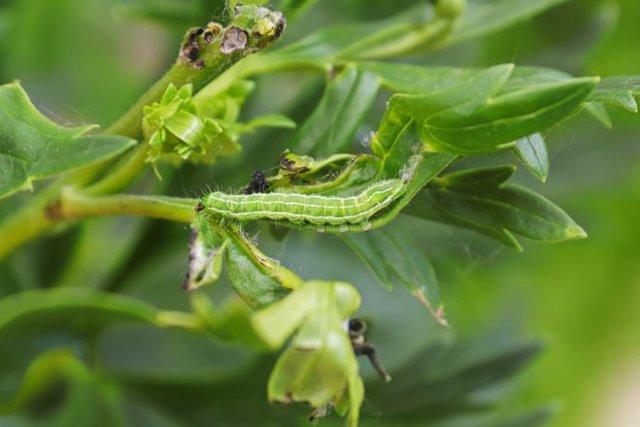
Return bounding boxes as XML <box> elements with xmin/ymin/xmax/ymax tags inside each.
<box><xmin>342</xmin><ymin>228</ymin><xmax>447</xmax><ymax>326</ymax></box>
<box><xmin>590</xmin><ymin>75</ymin><xmax>640</xmax><ymax>112</ymax></box>
<box><xmin>184</xmin><ymin>221</ymin><xmax>229</xmax><ymax>292</ymax></box>
<box><xmin>292</xmin><ymin>65</ymin><xmax>380</xmax><ymax>157</ymax></box>
<box><xmin>0</xmin><ymin>82</ymin><xmax>135</xmax><ymax>200</ymax></box>
<box><xmin>512</xmin><ymin>133</ymin><xmax>549</xmax><ymax>182</ymax></box>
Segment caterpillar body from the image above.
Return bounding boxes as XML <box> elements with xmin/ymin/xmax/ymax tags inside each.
<box><xmin>203</xmin><ymin>179</ymin><xmax>404</xmax><ymax>230</ymax></box>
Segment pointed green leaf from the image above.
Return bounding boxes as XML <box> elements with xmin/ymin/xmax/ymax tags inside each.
<box><xmin>590</xmin><ymin>75</ymin><xmax>640</xmax><ymax>112</ymax></box>
<box><xmin>405</xmin><ymin>166</ymin><xmax>587</xmax><ymax>248</ymax></box>
<box><xmin>584</xmin><ymin>102</ymin><xmax>613</xmax><ymax>128</ymax></box>
<box><xmin>420</xmin><ymin>77</ymin><xmax>598</xmax><ymax>154</ymax></box>
<box><xmin>365</xmin><ymin>342</ymin><xmax>543</xmax><ymax>421</ymax></box>
<box><xmin>405</xmin><ymin>188</ymin><xmax>523</xmax><ymax>251</ymax></box>
<box><xmin>371</xmin><ymin>64</ymin><xmax>597</xmax><ymax>155</ymax></box>
<box><xmin>374</xmin><ymin>64</ymin><xmax>515</xmax><ymax>156</ymax></box>
<box><xmin>342</xmin><ymin>228</ymin><xmax>447</xmax><ymax>326</ymax></box>
<box><xmin>0</xmin><ymin>82</ymin><xmax>135</xmax><ymax>200</ymax></box>
<box><xmin>370</xmin><ymin>130</ymin><xmax>456</xmax><ymax>229</ymax></box>
<box><xmin>512</xmin><ymin>133</ymin><xmax>549</xmax><ymax>182</ymax></box>
<box><xmin>292</xmin><ymin>64</ymin><xmax>380</xmax><ymax>157</ymax></box>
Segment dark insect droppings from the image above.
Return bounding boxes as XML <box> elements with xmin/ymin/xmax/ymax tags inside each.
<box><xmin>243</xmin><ymin>170</ymin><xmax>271</xmax><ymax>195</ymax></box>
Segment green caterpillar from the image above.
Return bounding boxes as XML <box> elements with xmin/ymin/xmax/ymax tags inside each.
<box><xmin>203</xmin><ymin>179</ymin><xmax>405</xmax><ymax>231</ymax></box>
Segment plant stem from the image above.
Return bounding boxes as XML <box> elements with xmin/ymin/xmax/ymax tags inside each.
<box><xmin>54</xmin><ymin>190</ymin><xmax>197</xmax><ymax>223</ymax></box>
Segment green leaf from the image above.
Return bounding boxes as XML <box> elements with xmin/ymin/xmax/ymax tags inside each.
<box><xmin>342</xmin><ymin>228</ymin><xmax>447</xmax><ymax>326</ymax></box>
<box><xmin>512</xmin><ymin>133</ymin><xmax>549</xmax><ymax>182</ymax></box>
<box><xmin>272</xmin><ymin>0</ymin><xmax>566</xmax><ymax>65</ymax></box>
<box><xmin>292</xmin><ymin>64</ymin><xmax>380</xmax><ymax>157</ymax></box>
<box><xmin>450</xmin><ymin>0</ymin><xmax>569</xmax><ymax>44</ymax></box>
<box><xmin>360</xmin><ymin>62</ymin><xmax>477</xmax><ymax>94</ymax></box>
<box><xmin>374</xmin><ymin>64</ymin><xmax>514</xmax><ymax>155</ymax></box>
<box><xmin>371</xmin><ymin>120</ymin><xmax>456</xmax><ymax>228</ymax></box>
<box><xmin>590</xmin><ymin>75</ymin><xmax>640</xmax><ymax>112</ymax></box>
<box><xmin>0</xmin><ymin>82</ymin><xmax>136</xmax><ymax>200</ymax></box>
<box><xmin>365</xmin><ymin>341</ymin><xmax>543</xmax><ymax>422</ymax></box>
<box><xmin>222</xmin><ymin>223</ymin><xmax>299</xmax><ymax>309</ymax></box>
<box><xmin>405</xmin><ymin>166</ymin><xmax>587</xmax><ymax>249</ymax></box>
<box><xmin>584</xmin><ymin>102</ymin><xmax>612</xmax><ymax>128</ymax></box>
<box><xmin>406</xmin><ymin>188</ymin><xmax>522</xmax><ymax>250</ymax></box>
<box><xmin>399</xmin><ymin>72</ymin><xmax>597</xmax><ymax>154</ymax></box>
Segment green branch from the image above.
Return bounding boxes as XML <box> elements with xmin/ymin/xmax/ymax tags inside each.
<box><xmin>51</xmin><ymin>190</ymin><xmax>196</xmax><ymax>224</ymax></box>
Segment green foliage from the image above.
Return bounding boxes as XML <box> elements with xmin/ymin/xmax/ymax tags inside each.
<box><xmin>0</xmin><ymin>0</ymin><xmax>639</xmax><ymax>426</ymax></box>
<box><xmin>0</xmin><ymin>82</ymin><xmax>135</xmax><ymax>199</ymax></box>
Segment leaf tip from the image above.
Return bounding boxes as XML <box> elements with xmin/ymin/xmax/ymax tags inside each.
<box><xmin>566</xmin><ymin>224</ymin><xmax>588</xmax><ymax>240</ymax></box>
<box><xmin>412</xmin><ymin>288</ymin><xmax>448</xmax><ymax>327</ymax></box>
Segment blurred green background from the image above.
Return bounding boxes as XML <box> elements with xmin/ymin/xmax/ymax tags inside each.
<box><xmin>0</xmin><ymin>0</ymin><xmax>639</xmax><ymax>426</ymax></box>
